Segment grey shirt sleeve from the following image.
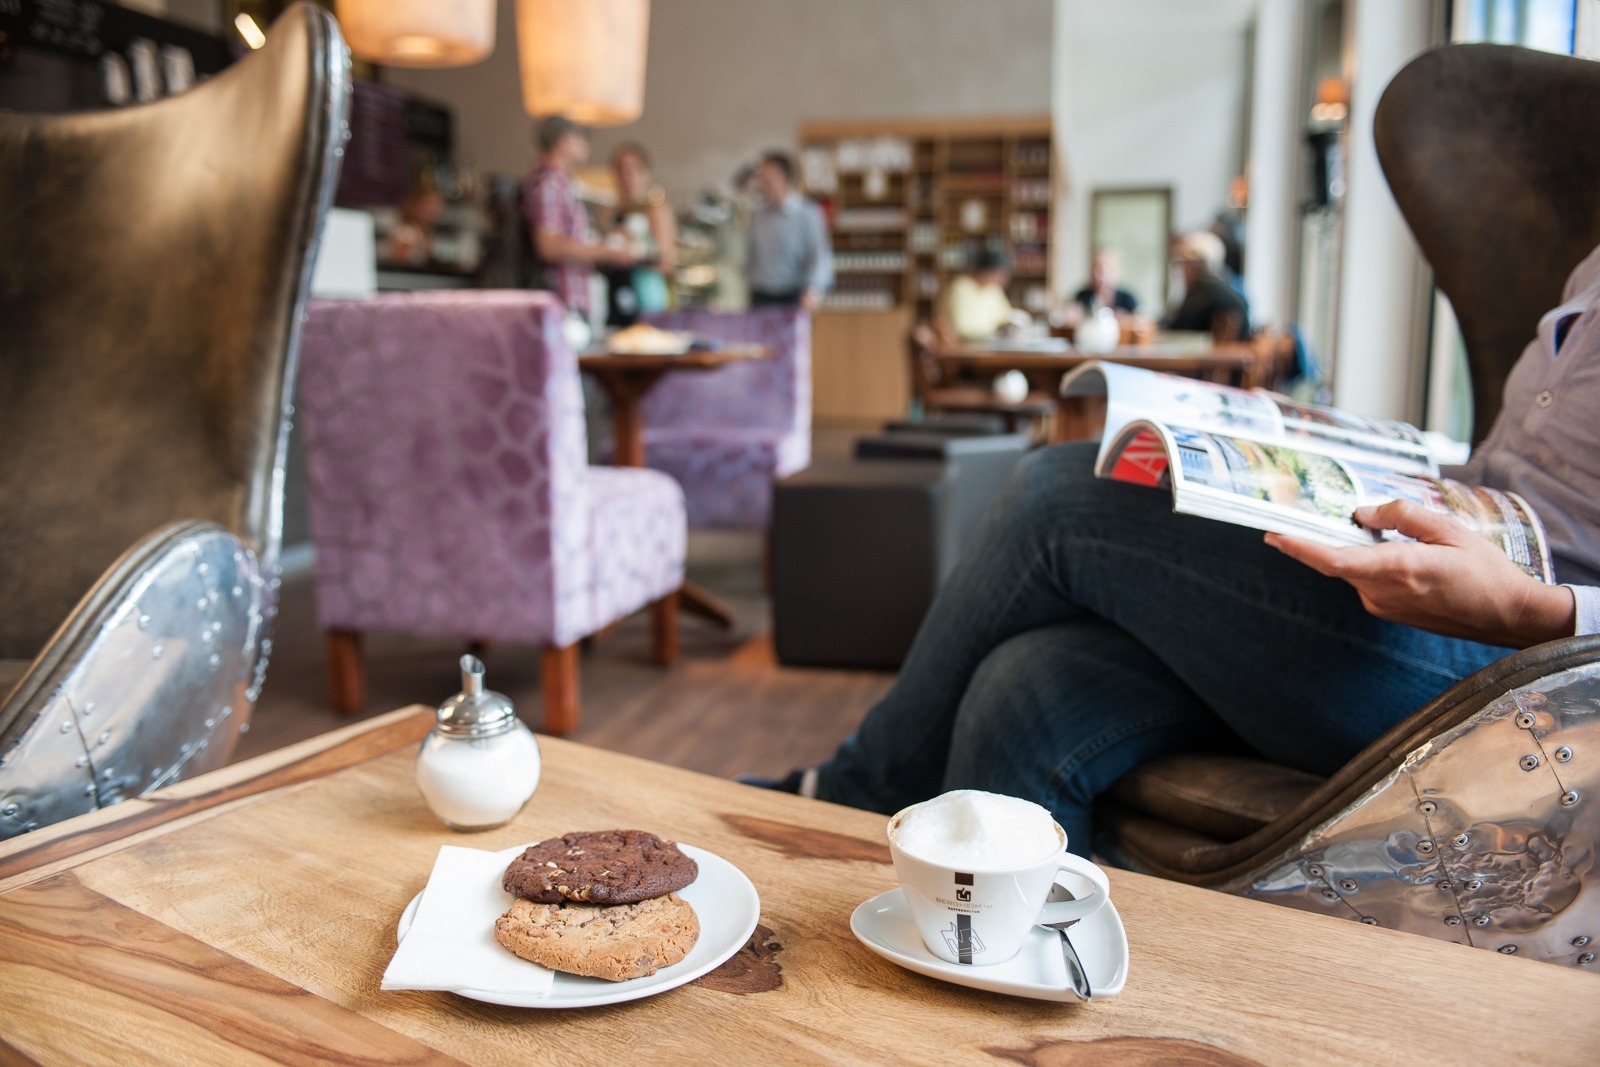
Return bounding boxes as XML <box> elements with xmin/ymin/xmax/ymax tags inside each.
<box><xmin>804</xmin><ymin>202</ymin><xmax>834</xmax><ymax>295</ymax></box>
<box><xmin>1568</xmin><ymin>584</ymin><xmax>1600</xmax><ymax>636</ymax></box>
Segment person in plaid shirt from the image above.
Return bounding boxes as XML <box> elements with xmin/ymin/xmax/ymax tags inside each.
<box><xmin>523</xmin><ymin>115</ymin><xmax>636</xmax><ymax>317</ymax></box>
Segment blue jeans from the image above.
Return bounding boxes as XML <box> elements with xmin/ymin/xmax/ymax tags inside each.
<box><xmin>813</xmin><ymin>442</ymin><xmax>1510</xmax><ymax>855</ymax></box>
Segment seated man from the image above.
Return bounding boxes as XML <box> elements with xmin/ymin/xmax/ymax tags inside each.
<box><xmin>1070</xmin><ymin>245</ymin><xmax>1139</xmax><ymax>317</ymax></box>
<box><xmin>752</xmin><ymin>241</ymin><xmax>1600</xmax><ymax>857</ymax></box>
<box><xmin>937</xmin><ymin>244</ymin><xmax>1017</xmax><ymax>342</ymax></box>
<box><xmin>1162</xmin><ymin>231</ymin><xmax>1251</xmax><ymax>338</ymax></box>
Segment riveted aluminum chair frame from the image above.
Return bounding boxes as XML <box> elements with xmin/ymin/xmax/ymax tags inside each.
<box><xmin>0</xmin><ymin>5</ymin><xmax>349</xmax><ymax>838</ymax></box>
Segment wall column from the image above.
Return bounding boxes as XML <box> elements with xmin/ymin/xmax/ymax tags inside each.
<box><xmin>1242</xmin><ymin>0</ymin><xmax>1306</xmax><ymax>332</ymax></box>
<box><xmin>1331</xmin><ymin>0</ymin><xmax>1437</xmax><ymax>420</ymax></box>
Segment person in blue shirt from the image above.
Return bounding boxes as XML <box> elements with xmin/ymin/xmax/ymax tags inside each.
<box><xmin>743</xmin><ymin>151</ymin><xmax>833</xmax><ymax>311</ymax></box>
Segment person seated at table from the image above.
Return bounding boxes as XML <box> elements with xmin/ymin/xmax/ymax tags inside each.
<box><xmin>1162</xmin><ymin>230</ymin><xmax>1252</xmax><ymax>339</ymax></box>
<box><xmin>937</xmin><ymin>243</ymin><xmax>1020</xmax><ymax>342</ymax></box>
<box><xmin>1069</xmin><ymin>245</ymin><xmax>1139</xmax><ymax>318</ymax></box>
<box><xmin>745</xmin><ymin>240</ymin><xmax>1600</xmax><ymax>858</ymax></box>
<box><xmin>603</xmin><ymin>141</ymin><xmax>677</xmax><ymax>326</ymax></box>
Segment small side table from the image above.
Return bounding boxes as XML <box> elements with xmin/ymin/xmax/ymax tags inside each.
<box><xmin>579</xmin><ymin>344</ymin><xmax>771</xmax><ymax>627</ymax></box>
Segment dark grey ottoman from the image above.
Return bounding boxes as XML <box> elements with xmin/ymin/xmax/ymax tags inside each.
<box><xmin>772</xmin><ymin>434</ymin><xmax>1028</xmax><ymax>670</ymax></box>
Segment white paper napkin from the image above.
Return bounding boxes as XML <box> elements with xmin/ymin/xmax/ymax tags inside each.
<box><xmin>381</xmin><ymin>845</ymin><xmax>556</xmax><ymax>996</ymax></box>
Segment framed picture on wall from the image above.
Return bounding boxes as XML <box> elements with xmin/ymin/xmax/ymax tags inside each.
<box><xmin>1089</xmin><ymin>187</ymin><xmax>1173</xmax><ymax>315</ymax></box>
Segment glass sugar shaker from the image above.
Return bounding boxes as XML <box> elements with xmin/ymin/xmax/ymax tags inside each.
<box><xmin>415</xmin><ymin>655</ymin><xmax>541</xmax><ymax>831</ymax></box>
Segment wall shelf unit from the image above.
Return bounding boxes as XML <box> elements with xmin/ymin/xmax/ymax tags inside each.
<box><xmin>800</xmin><ymin>114</ymin><xmax>1056</xmax><ymax>321</ymax></box>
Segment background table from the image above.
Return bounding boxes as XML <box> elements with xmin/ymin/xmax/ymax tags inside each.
<box><xmin>3</xmin><ymin>707</ymin><xmax>1596</xmax><ymax>1065</ymax></box>
<box><xmin>580</xmin><ymin>345</ymin><xmax>769</xmax><ymax>627</ymax></box>
<box><xmin>935</xmin><ymin>340</ymin><xmax>1280</xmax><ymax>440</ymax></box>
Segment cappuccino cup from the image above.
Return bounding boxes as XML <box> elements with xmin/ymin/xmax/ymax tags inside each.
<box><xmin>887</xmin><ymin>790</ymin><xmax>1110</xmax><ymax>966</ymax></box>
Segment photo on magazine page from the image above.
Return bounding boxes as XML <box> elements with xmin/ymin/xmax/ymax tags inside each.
<box><xmin>1103</xmin><ymin>422</ymin><xmax>1554</xmax><ymax>581</ymax></box>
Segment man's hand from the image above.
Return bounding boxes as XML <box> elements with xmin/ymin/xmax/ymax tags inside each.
<box><xmin>1264</xmin><ymin>499</ymin><xmax>1574</xmax><ymax>649</ymax></box>
<box><xmin>799</xmin><ymin>289</ymin><xmax>822</xmax><ymax>312</ymax></box>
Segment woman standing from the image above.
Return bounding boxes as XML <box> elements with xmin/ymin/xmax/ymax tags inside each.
<box><xmin>605</xmin><ymin>142</ymin><xmax>677</xmax><ymax>325</ymax></box>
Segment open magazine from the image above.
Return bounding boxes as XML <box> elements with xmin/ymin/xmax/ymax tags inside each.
<box><xmin>1060</xmin><ymin>361</ymin><xmax>1553</xmax><ymax>582</ymax></box>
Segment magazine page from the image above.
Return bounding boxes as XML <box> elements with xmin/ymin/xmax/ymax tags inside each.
<box><xmin>1061</xmin><ymin>361</ymin><xmax>1438</xmax><ymax>477</ymax></box>
<box><xmin>1271</xmin><ymin>397</ymin><xmax>1438</xmax><ymax>474</ymax></box>
<box><xmin>1062</xmin><ymin>362</ymin><xmax>1284</xmax><ymax>474</ymax></box>
<box><xmin>1104</xmin><ymin>422</ymin><xmax>1553</xmax><ymax>581</ymax></box>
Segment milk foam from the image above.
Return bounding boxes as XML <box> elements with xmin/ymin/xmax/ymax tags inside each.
<box><xmin>893</xmin><ymin>790</ymin><xmax>1061</xmax><ymax>869</ymax></box>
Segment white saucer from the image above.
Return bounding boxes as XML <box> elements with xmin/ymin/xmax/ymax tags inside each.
<box><xmin>850</xmin><ymin>887</ymin><xmax>1128</xmax><ymax>1002</ymax></box>
<box><xmin>397</xmin><ymin>843</ymin><xmax>760</xmax><ymax>1009</ymax></box>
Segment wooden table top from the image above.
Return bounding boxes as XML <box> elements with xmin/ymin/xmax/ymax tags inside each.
<box><xmin>3</xmin><ymin>707</ymin><xmax>1596</xmax><ymax>1066</ymax></box>
<box><xmin>934</xmin><ymin>340</ymin><xmax>1260</xmax><ymax>374</ymax></box>
<box><xmin>577</xmin><ymin>343</ymin><xmax>769</xmax><ymax>372</ymax></box>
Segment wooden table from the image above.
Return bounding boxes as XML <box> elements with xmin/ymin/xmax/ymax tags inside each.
<box><xmin>4</xmin><ymin>707</ymin><xmax>1596</xmax><ymax>1066</ymax></box>
<box><xmin>580</xmin><ymin>345</ymin><xmax>769</xmax><ymax>628</ymax></box>
<box><xmin>935</xmin><ymin>340</ymin><xmax>1278</xmax><ymax>440</ymax></box>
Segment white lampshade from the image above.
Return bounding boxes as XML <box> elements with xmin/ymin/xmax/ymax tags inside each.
<box><xmin>337</xmin><ymin>0</ymin><xmax>496</xmax><ymax>68</ymax></box>
<box><xmin>516</xmin><ymin>0</ymin><xmax>650</xmax><ymax>126</ymax></box>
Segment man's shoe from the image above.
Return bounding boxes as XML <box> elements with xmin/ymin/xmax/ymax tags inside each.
<box><xmin>734</xmin><ymin>767</ymin><xmax>819</xmax><ymax>798</ymax></box>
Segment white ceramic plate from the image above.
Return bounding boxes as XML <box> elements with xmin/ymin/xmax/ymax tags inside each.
<box><xmin>849</xmin><ymin>884</ymin><xmax>1129</xmax><ymax>1003</ymax></box>
<box><xmin>397</xmin><ymin>843</ymin><xmax>760</xmax><ymax>1009</ymax></box>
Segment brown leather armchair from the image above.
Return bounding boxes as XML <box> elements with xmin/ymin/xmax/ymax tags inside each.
<box><xmin>0</xmin><ymin>4</ymin><xmax>348</xmax><ymax>838</ymax></box>
<box><xmin>1097</xmin><ymin>44</ymin><xmax>1600</xmax><ymax>968</ymax></box>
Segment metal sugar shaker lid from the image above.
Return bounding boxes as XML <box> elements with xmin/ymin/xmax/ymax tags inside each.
<box><xmin>434</xmin><ymin>655</ymin><xmax>516</xmax><ymax>738</ymax></box>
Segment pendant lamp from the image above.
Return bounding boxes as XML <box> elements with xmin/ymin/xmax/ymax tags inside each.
<box><xmin>337</xmin><ymin>0</ymin><xmax>496</xmax><ymax>68</ymax></box>
<box><xmin>517</xmin><ymin>0</ymin><xmax>650</xmax><ymax>125</ymax></box>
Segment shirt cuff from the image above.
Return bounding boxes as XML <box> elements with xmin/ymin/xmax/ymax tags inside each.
<box><xmin>1566</xmin><ymin>584</ymin><xmax>1600</xmax><ymax>637</ymax></box>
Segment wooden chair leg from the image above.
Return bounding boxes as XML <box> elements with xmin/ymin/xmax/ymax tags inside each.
<box><xmin>651</xmin><ymin>591</ymin><xmax>681</xmax><ymax>666</ymax></box>
<box><xmin>541</xmin><ymin>644</ymin><xmax>580</xmax><ymax>735</ymax></box>
<box><xmin>327</xmin><ymin>630</ymin><xmax>366</xmax><ymax>715</ymax></box>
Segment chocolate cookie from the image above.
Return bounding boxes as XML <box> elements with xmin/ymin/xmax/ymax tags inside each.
<box><xmin>502</xmin><ymin>829</ymin><xmax>698</xmax><ymax>904</ymax></box>
<box><xmin>493</xmin><ymin>894</ymin><xmax>700</xmax><ymax>982</ymax></box>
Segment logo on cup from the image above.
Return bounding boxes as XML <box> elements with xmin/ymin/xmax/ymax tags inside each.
<box><xmin>954</xmin><ymin>872</ymin><xmax>973</xmax><ymax>902</ymax></box>
<box><xmin>955</xmin><ymin>887</ymin><xmax>972</xmax><ymax>901</ymax></box>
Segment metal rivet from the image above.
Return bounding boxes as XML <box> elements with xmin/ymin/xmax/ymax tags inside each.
<box><xmin>1453</xmin><ymin>833</ymin><xmax>1471</xmax><ymax>848</ymax></box>
<box><xmin>82</xmin><ymin>784</ymin><xmax>95</xmax><ymax>796</ymax></box>
<box><xmin>1307</xmin><ymin>864</ymin><xmax>1324</xmax><ymax>877</ymax></box>
<box><xmin>204</xmin><ymin>718</ymin><xmax>215</xmax><ymax>730</ymax></box>
<box><xmin>58</xmin><ymin>721</ymin><xmax>73</xmax><ymax>734</ymax></box>
<box><xmin>196</xmin><ymin>598</ymin><xmax>207</xmax><ymax>611</ymax></box>
<box><xmin>1555</xmin><ymin>746</ymin><xmax>1573</xmax><ymax>763</ymax></box>
<box><xmin>1520</xmin><ymin>754</ymin><xmax>1541</xmax><ymax>771</ymax></box>
<box><xmin>1361</xmin><ymin>917</ymin><xmax>1378</xmax><ymax>926</ymax></box>
<box><xmin>209</xmin><ymin>653</ymin><xmax>221</xmax><ymax>668</ymax></box>
<box><xmin>1466</xmin><ymin>879</ymin><xmax>1482</xmax><ymax>891</ymax></box>
<box><xmin>97</xmin><ymin>731</ymin><xmax>111</xmax><ymax>745</ymax></box>
<box><xmin>197</xmin><ymin>562</ymin><xmax>210</xmax><ymax>576</ymax></box>
<box><xmin>1418</xmin><ymin>840</ymin><xmax>1435</xmax><ymax>854</ymax></box>
<box><xmin>137</xmin><ymin>614</ymin><xmax>152</xmax><ymax>630</ymax></box>
<box><xmin>1418</xmin><ymin>800</ymin><xmax>1438</xmax><ymax>816</ymax></box>
<box><xmin>0</xmin><ymin>803</ymin><xmax>16</xmax><ymax>817</ymax></box>
<box><xmin>219</xmin><ymin>705</ymin><xmax>232</xmax><ymax>718</ymax></box>
<box><xmin>74</xmin><ymin>756</ymin><xmax>88</xmax><ymax>768</ymax></box>
<box><xmin>1474</xmin><ymin>915</ymin><xmax>1491</xmax><ymax>927</ymax></box>
<box><xmin>82</xmin><ymin>701</ymin><xmax>95</xmax><ymax>715</ymax></box>
<box><xmin>1560</xmin><ymin>791</ymin><xmax>1580</xmax><ymax>807</ymax></box>
<box><xmin>1320</xmin><ymin>888</ymin><xmax>1339</xmax><ymax>902</ymax></box>
<box><xmin>1339</xmin><ymin>879</ymin><xmax>1358</xmax><ymax>892</ymax></box>
<box><xmin>239</xmin><ymin>722</ymin><xmax>251</xmax><ymax>734</ymax></box>
<box><xmin>1499</xmin><ymin>945</ymin><xmax>1518</xmax><ymax>955</ymax></box>
<box><xmin>1445</xmin><ymin>915</ymin><xmax>1463</xmax><ymax>926</ymax></box>
<box><xmin>152</xmin><ymin>644</ymin><xmax>164</xmax><ymax>659</ymax></box>
<box><xmin>197</xmin><ymin>739</ymin><xmax>207</xmax><ymax>751</ymax></box>
<box><xmin>1573</xmin><ymin>936</ymin><xmax>1592</xmax><ymax>947</ymax></box>
<box><xmin>101</xmin><ymin>768</ymin><xmax>114</xmax><ymax>779</ymax></box>
<box><xmin>232</xmin><ymin>585</ymin><xmax>243</xmax><ymax>598</ymax></box>
<box><xmin>1437</xmin><ymin>881</ymin><xmax>1453</xmax><ymax>891</ymax></box>
<box><xmin>1516</xmin><ymin>711</ymin><xmax>1536</xmax><ymax>729</ymax></box>
<box><xmin>1579</xmin><ymin>952</ymin><xmax>1596</xmax><ymax>966</ymax></box>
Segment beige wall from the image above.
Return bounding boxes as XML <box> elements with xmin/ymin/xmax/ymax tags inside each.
<box><xmin>386</xmin><ymin>0</ymin><xmax>1052</xmax><ymax>203</ymax></box>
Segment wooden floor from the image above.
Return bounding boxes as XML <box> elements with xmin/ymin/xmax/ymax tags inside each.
<box><xmin>237</xmin><ymin>424</ymin><xmax>895</xmax><ymax>782</ymax></box>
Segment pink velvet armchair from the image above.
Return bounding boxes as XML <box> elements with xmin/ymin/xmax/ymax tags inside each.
<box><xmin>638</xmin><ymin>308</ymin><xmax>811</xmax><ymax>529</ymax></box>
<box><xmin>298</xmin><ymin>291</ymin><xmax>686</xmax><ymax>734</ymax></box>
